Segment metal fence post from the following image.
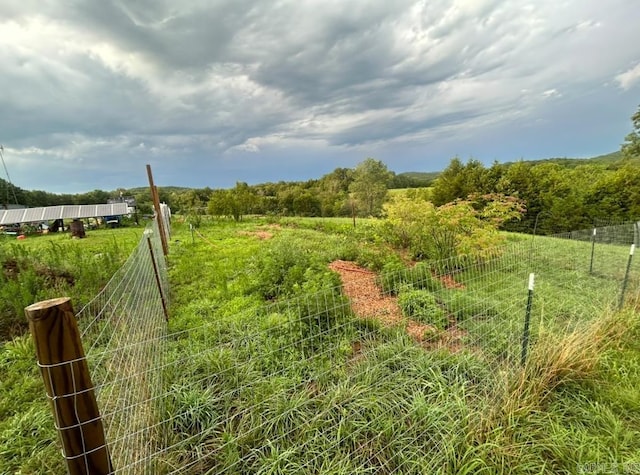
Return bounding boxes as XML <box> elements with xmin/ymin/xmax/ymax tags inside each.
<box><xmin>25</xmin><ymin>297</ymin><xmax>113</xmax><ymax>475</ymax></box>
<box><xmin>589</xmin><ymin>228</ymin><xmax>596</xmax><ymax>274</ymax></box>
<box><xmin>521</xmin><ymin>273</ymin><xmax>535</xmax><ymax>366</ymax></box>
<box><xmin>618</xmin><ymin>244</ymin><xmax>635</xmax><ymax>310</ymax></box>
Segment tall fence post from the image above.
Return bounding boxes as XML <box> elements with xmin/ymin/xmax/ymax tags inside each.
<box><xmin>146</xmin><ymin>164</ymin><xmax>169</xmax><ymax>257</ymax></box>
<box><xmin>521</xmin><ymin>273</ymin><xmax>535</xmax><ymax>366</ymax></box>
<box><xmin>24</xmin><ymin>297</ymin><xmax>113</xmax><ymax>475</ymax></box>
<box><xmin>589</xmin><ymin>228</ymin><xmax>597</xmax><ymax>274</ymax></box>
<box><xmin>618</xmin><ymin>244</ymin><xmax>635</xmax><ymax>310</ymax></box>
<box><xmin>147</xmin><ymin>236</ymin><xmax>169</xmax><ymax>321</ymax></box>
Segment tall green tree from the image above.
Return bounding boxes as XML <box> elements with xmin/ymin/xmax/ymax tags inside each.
<box><xmin>348</xmin><ymin>158</ymin><xmax>392</xmax><ymax>216</ymax></box>
<box><xmin>431</xmin><ymin>158</ymin><xmax>489</xmax><ymax>206</ymax></box>
<box><xmin>621</xmin><ymin>105</ymin><xmax>640</xmax><ymax>160</ymax></box>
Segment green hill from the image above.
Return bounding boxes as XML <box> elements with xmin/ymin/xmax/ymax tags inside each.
<box><xmin>398</xmin><ymin>150</ymin><xmax>633</xmax><ymax>183</ymax></box>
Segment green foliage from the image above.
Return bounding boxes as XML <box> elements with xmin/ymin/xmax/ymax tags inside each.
<box><xmin>251</xmin><ymin>236</ymin><xmax>323</xmax><ymax>299</ymax></box>
<box><xmin>398</xmin><ymin>289</ymin><xmax>448</xmax><ymax>329</ymax></box>
<box><xmin>4</xmin><ymin>218</ymin><xmax>640</xmax><ymax>473</ymax></box>
<box><xmin>388</xmin><ymin>171</ymin><xmax>438</xmax><ymax>188</ymax></box>
<box><xmin>383</xmin><ymin>194</ymin><xmax>521</xmax><ymax>264</ymax></box>
<box><xmin>431</xmin><ymin>157</ymin><xmax>491</xmax><ymax>206</ymax></box>
<box><xmin>621</xmin><ymin>105</ymin><xmax>640</xmax><ymax>160</ymax></box>
<box><xmin>0</xmin><ymin>229</ymin><xmax>140</xmax><ymax>340</ymax></box>
<box><xmin>207</xmin><ymin>182</ymin><xmax>257</xmax><ymax>221</ymax></box>
<box><xmin>429</xmin><ymin>153</ymin><xmax>640</xmax><ymax>234</ymax></box>
<box><xmin>442</xmin><ymin>290</ymin><xmax>500</xmax><ymax>322</ymax></box>
<box><xmin>349</xmin><ymin>158</ymin><xmax>392</xmax><ymax>217</ymax></box>
<box><xmin>378</xmin><ymin>261</ymin><xmax>443</xmax><ymax>295</ymax></box>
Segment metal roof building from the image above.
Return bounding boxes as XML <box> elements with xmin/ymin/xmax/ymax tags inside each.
<box><xmin>0</xmin><ymin>203</ymin><xmax>129</xmax><ymax>226</ymax></box>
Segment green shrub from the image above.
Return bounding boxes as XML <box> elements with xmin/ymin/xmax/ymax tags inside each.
<box><xmin>354</xmin><ymin>244</ymin><xmax>395</xmax><ymax>272</ymax></box>
<box><xmin>398</xmin><ymin>289</ymin><xmax>448</xmax><ymax>329</ymax></box>
<box><xmin>251</xmin><ymin>237</ymin><xmax>313</xmax><ymax>299</ymax></box>
<box><xmin>442</xmin><ymin>291</ymin><xmax>500</xmax><ymax>322</ymax></box>
<box><xmin>378</xmin><ymin>261</ymin><xmax>407</xmax><ymax>295</ymax></box>
<box><xmin>378</xmin><ymin>261</ymin><xmax>443</xmax><ymax>295</ymax></box>
<box><xmin>383</xmin><ymin>194</ymin><xmax>522</xmax><ymax>264</ymax></box>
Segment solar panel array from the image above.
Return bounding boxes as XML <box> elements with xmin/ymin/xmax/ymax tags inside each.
<box><xmin>0</xmin><ymin>203</ymin><xmax>130</xmax><ymax>226</ymax></box>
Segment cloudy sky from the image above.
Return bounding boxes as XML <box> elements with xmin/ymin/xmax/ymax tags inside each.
<box><xmin>1</xmin><ymin>0</ymin><xmax>639</xmax><ymax>193</ymax></box>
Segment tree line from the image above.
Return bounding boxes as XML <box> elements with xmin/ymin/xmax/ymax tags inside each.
<box><xmin>1</xmin><ymin>161</ymin><xmax>429</xmax><ymax>218</ymax></box>
<box><xmin>176</xmin><ymin>158</ymin><xmax>400</xmax><ymax>221</ymax></box>
<box><xmin>4</xmin><ymin>104</ymin><xmax>639</xmax><ymax>233</ymax></box>
<box><xmin>431</xmin><ymin>156</ymin><xmax>639</xmax><ymax>234</ymax></box>
<box><xmin>4</xmin><ymin>155</ymin><xmax>638</xmax><ymax>235</ymax></box>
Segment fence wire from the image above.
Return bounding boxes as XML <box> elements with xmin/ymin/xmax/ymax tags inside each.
<box><xmin>38</xmin><ymin>220</ymin><xmax>639</xmax><ymax>473</ymax></box>
<box><xmin>75</xmin><ymin>219</ymin><xmax>168</xmax><ymax>473</ymax></box>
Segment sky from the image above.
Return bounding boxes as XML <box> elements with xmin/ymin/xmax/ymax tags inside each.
<box><xmin>1</xmin><ymin>0</ymin><xmax>639</xmax><ymax>194</ymax></box>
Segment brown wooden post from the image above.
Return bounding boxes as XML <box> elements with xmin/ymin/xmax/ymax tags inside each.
<box><xmin>146</xmin><ymin>164</ymin><xmax>169</xmax><ymax>256</ymax></box>
<box><xmin>24</xmin><ymin>297</ymin><xmax>113</xmax><ymax>475</ymax></box>
<box><xmin>351</xmin><ymin>200</ymin><xmax>356</xmax><ymax>228</ymax></box>
<box><xmin>147</xmin><ymin>236</ymin><xmax>169</xmax><ymax>321</ymax></box>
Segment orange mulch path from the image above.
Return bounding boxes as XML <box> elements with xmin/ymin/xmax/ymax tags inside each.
<box><xmin>329</xmin><ymin>260</ymin><xmax>471</xmax><ymax>352</ymax></box>
<box><xmin>438</xmin><ymin>273</ymin><xmax>466</xmax><ymax>290</ymax></box>
<box><xmin>328</xmin><ymin>260</ymin><xmax>435</xmax><ymax>341</ymax></box>
<box><xmin>238</xmin><ymin>230</ymin><xmax>273</xmax><ymax>240</ymax></box>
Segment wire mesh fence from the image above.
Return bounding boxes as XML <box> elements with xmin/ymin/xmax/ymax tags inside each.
<box><xmin>74</xmin><ymin>219</ymin><xmax>169</xmax><ymax>473</ymax></box>
<box><xmin>30</xmin><ymin>220</ymin><xmax>639</xmax><ymax>473</ymax></box>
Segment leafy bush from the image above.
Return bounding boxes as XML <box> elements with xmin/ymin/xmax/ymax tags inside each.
<box><xmin>354</xmin><ymin>244</ymin><xmax>396</xmax><ymax>272</ymax></box>
<box><xmin>379</xmin><ymin>261</ymin><xmax>443</xmax><ymax>295</ymax></box>
<box><xmin>383</xmin><ymin>194</ymin><xmax>524</xmax><ymax>266</ymax></box>
<box><xmin>251</xmin><ymin>236</ymin><xmax>315</xmax><ymax>299</ymax></box>
<box><xmin>398</xmin><ymin>289</ymin><xmax>448</xmax><ymax>329</ymax></box>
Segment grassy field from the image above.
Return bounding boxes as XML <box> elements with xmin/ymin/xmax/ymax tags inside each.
<box><xmin>0</xmin><ymin>225</ymin><xmax>145</xmax><ymax>473</ymax></box>
<box><xmin>0</xmin><ymin>226</ymin><xmax>145</xmax><ymax>339</ymax></box>
<box><xmin>1</xmin><ymin>217</ymin><xmax>639</xmax><ymax>473</ymax></box>
<box><xmin>157</xmin><ymin>218</ymin><xmax>640</xmax><ymax>473</ymax></box>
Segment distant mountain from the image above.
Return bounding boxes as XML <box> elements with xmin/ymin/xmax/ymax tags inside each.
<box><xmin>396</xmin><ymin>150</ymin><xmax>633</xmax><ymax>185</ymax></box>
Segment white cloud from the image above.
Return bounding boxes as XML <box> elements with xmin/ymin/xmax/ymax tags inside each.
<box><xmin>615</xmin><ymin>63</ymin><xmax>640</xmax><ymax>90</ymax></box>
<box><xmin>0</xmin><ymin>0</ymin><xmax>638</xmax><ymax>191</ymax></box>
<box><xmin>542</xmin><ymin>89</ymin><xmax>562</xmax><ymax>98</ymax></box>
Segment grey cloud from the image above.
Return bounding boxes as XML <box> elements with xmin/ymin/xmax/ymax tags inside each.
<box><xmin>0</xmin><ymin>0</ymin><xmax>639</xmax><ymax>192</ymax></box>
<box><xmin>329</xmin><ymin>109</ymin><xmax>489</xmax><ymax>147</ymax></box>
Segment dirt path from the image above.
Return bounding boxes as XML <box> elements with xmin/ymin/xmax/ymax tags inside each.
<box><xmin>328</xmin><ymin>260</ymin><xmax>435</xmax><ymax>341</ymax></box>
<box><xmin>329</xmin><ymin>260</ymin><xmax>470</xmax><ymax>352</ymax></box>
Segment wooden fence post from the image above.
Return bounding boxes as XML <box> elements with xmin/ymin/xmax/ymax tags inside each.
<box><xmin>25</xmin><ymin>297</ymin><xmax>113</xmax><ymax>475</ymax></box>
<box><xmin>147</xmin><ymin>236</ymin><xmax>169</xmax><ymax>321</ymax></box>
<box><xmin>146</xmin><ymin>164</ymin><xmax>169</xmax><ymax>256</ymax></box>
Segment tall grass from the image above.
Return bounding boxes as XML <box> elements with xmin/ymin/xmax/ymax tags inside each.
<box><xmin>155</xmin><ymin>219</ymin><xmax>640</xmax><ymax>474</ymax></box>
<box><xmin>0</xmin><ymin>227</ymin><xmax>143</xmax><ymax>474</ymax></box>
<box><xmin>0</xmin><ymin>227</ymin><xmax>142</xmax><ymax>339</ymax></box>
<box><xmin>1</xmin><ymin>218</ymin><xmax>638</xmax><ymax>473</ymax></box>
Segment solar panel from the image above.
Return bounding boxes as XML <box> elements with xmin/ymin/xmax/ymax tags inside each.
<box><xmin>0</xmin><ymin>203</ymin><xmax>131</xmax><ymax>225</ymax></box>
<box><xmin>95</xmin><ymin>204</ymin><xmax>112</xmax><ymax>216</ymax></box>
<box><xmin>1</xmin><ymin>209</ymin><xmax>26</xmax><ymax>225</ymax></box>
<box><xmin>42</xmin><ymin>206</ymin><xmax>65</xmax><ymax>220</ymax></box>
<box><xmin>23</xmin><ymin>208</ymin><xmax>47</xmax><ymax>222</ymax></box>
<box><xmin>62</xmin><ymin>206</ymin><xmax>81</xmax><ymax>219</ymax></box>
